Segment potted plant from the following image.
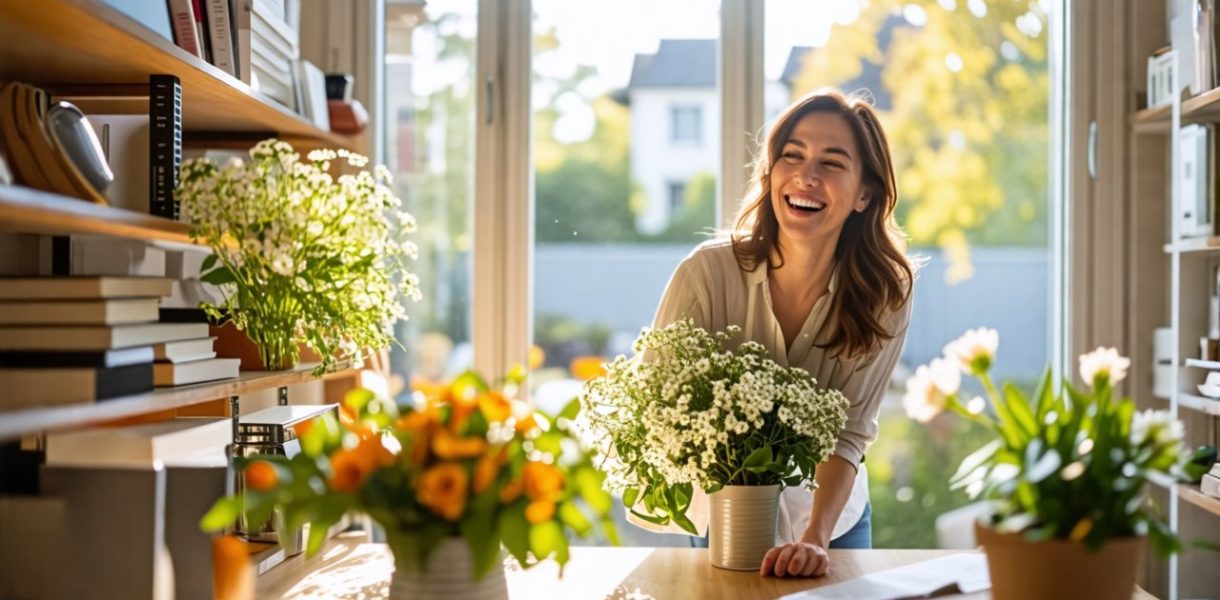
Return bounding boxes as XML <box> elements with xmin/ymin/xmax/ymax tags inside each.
<box><xmin>200</xmin><ymin>369</ymin><xmax>617</xmax><ymax>599</ymax></box>
<box><xmin>904</xmin><ymin>328</ymin><xmax>1210</xmax><ymax>600</ymax></box>
<box><xmin>580</xmin><ymin>319</ymin><xmax>848</xmax><ymax>570</ymax></box>
<box><xmin>177</xmin><ymin>139</ymin><xmax>420</xmax><ymax>374</ymax></box>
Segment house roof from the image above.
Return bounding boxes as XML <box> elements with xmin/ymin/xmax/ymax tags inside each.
<box><xmin>780</xmin><ymin>17</ymin><xmax>899</xmax><ymax>110</ymax></box>
<box><xmin>612</xmin><ymin>39</ymin><xmax>717</xmax><ymax>104</ymax></box>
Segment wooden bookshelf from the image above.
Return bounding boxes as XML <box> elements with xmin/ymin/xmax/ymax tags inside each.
<box><xmin>1179</xmin><ymin>484</ymin><xmax>1220</xmax><ymax>517</ymax></box>
<box><xmin>0</xmin><ymin>185</ymin><xmax>196</xmax><ymax>246</ymax></box>
<box><xmin>1131</xmin><ymin>105</ymin><xmax>1171</xmax><ymax>134</ymax></box>
<box><xmin>0</xmin><ymin>0</ymin><xmax>359</xmax><ymax>153</ymax></box>
<box><xmin>1133</xmin><ymin>88</ymin><xmax>1220</xmax><ymax>134</ymax></box>
<box><xmin>0</xmin><ymin>363</ymin><xmax>358</xmax><ymax>443</ymax></box>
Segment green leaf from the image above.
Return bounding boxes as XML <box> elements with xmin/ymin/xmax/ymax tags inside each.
<box><xmin>460</xmin><ymin>509</ymin><xmax>500</xmax><ymax>579</ymax></box>
<box><xmin>534</xmin><ymin>431</ymin><xmax>564</xmax><ymax>455</ymax></box>
<box><xmin>601</xmin><ymin>518</ymin><xmax>621</xmax><ymax>546</ymax></box>
<box><xmin>576</xmin><ymin>467</ymin><xmax>612</xmax><ymax>515</ymax></box>
<box><xmin>201</xmin><ymin>253</ymin><xmax>218</xmax><ymax>272</ymax></box>
<box><xmin>559</xmin><ymin>397</ymin><xmax>581</xmax><ymax>421</ymax></box>
<box><xmin>622</xmin><ymin>486</ymin><xmax>640</xmax><ymax>509</ymax></box>
<box><xmin>306</xmin><ymin>517</ymin><xmax>330</xmax><ymax>556</ymax></box>
<box><xmin>1031</xmin><ymin>367</ymin><xmax>1056</xmax><ymax>421</ymax></box>
<box><xmin>951</xmin><ymin>439</ymin><xmax>1003</xmax><ymax>485</ymax></box>
<box><xmin>742</xmin><ymin>446</ymin><xmax>773</xmax><ymax>473</ymax></box>
<box><xmin>199</xmin><ymin>496</ymin><xmax>242</xmax><ymax>532</ymax></box>
<box><xmin>627</xmin><ymin>508</ymin><xmax>669</xmax><ymax>525</ymax></box>
<box><xmin>559</xmin><ymin>501</ymin><xmax>592</xmax><ymax>537</ymax></box>
<box><xmin>497</xmin><ymin>505</ymin><xmax>530</xmax><ymax>564</ymax></box>
<box><xmin>1003</xmin><ymin>382</ymin><xmax>1037</xmax><ymax>438</ymax></box>
<box><xmin>529</xmin><ymin>520</ymin><xmax>565</xmax><ymax>560</ymax></box>
<box><xmin>200</xmin><ymin>265</ymin><xmax>237</xmax><ymax>285</ymax></box>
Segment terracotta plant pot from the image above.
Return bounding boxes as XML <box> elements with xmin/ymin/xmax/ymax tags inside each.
<box><xmin>211</xmin><ymin>322</ymin><xmax>320</xmax><ymax>371</ymax></box>
<box><xmin>974</xmin><ymin>522</ymin><xmax>1146</xmax><ymax>600</ymax></box>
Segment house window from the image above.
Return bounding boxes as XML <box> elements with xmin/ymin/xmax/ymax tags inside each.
<box><xmin>671</xmin><ymin>105</ymin><xmax>702</xmax><ymax>144</ymax></box>
<box><xmin>668</xmin><ymin>181</ymin><xmax>687</xmax><ymax>213</ymax></box>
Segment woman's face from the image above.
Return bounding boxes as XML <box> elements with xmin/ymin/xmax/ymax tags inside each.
<box><xmin>768</xmin><ymin>112</ymin><xmax>869</xmax><ymax>251</ymax></box>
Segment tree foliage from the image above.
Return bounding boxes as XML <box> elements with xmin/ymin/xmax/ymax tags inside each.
<box><xmin>790</xmin><ymin>1</ymin><xmax>1049</xmax><ymax>280</ymax></box>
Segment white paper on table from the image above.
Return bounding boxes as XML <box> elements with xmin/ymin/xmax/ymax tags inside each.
<box><xmin>779</xmin><ymin>553</ymin><xmax>990</xmax><ymax>600</ymax></box>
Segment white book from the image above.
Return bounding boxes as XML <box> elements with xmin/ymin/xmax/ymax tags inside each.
<box><xmin>68</xmin><ymin>236</ymin><xmax>166</xmax><ymax>278</ymax></box>
<box><xmin>45</xmin><ymin>418</ymin><xmax>230</xmax><ymax>468</ymax></box>
<box><xmin>167</xmin><ymin>0</ymin><xmax>204</xmax><ymax>58</ymax></box>
<box><xmin>154</xmin><ymin>337</ymin><xmax>217</xmax><ymax>363</ymax></box>
<box><xmin>0</xmin><ymin>298</ymin><xmax>159</xmax><ymax>326</ymax></box>
<box><xmin>153</xmin><ymin>357</ymin><xmax>240</xmax><ymax>386</ymax></box>
<box><xmin>1209</xmin><ymin>462</ymin><xmax>1220</xmax><ymax>478</ymax></box>
<box><xmin>205</xmin><ymin>0</ymin><xmax>238</xmax><ymax>77</ymax></box>
<box><xmin>1201</xmin><ymin>472</ymin><xmax>1220</xmax><ymax>499</ymax></box>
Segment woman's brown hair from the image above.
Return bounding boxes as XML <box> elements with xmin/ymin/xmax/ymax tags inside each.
<box><xmin>731</xmin><ymin>89</ymin><xmax>913</xmax><ymax>359</ymax></box>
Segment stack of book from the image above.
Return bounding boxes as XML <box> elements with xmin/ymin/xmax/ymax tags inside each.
<box><xmin>0</xmin><ymin>276</ymin><xmax>238</xmax><ymax>410</ymax></box>
<box><xmin>1202</xmin><ymin>462</ymin><xmax>1220</xmax><ymax>499</ymax></box>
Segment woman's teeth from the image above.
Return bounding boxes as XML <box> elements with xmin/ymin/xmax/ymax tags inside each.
<box><xmin>785</xmin><ymin>195</ymin><xmax>826</xmax><ymax>212</ymax></box>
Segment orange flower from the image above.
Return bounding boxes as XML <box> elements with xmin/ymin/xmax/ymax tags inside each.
<box><xmin>515</xmin><ymin>413</ymin><xmax>538</xmax><ymax>435</ymax></box>
<box><xmin>528</xmin><ymin>345</ymin><xmax>546</xmax><ymax>370</ymax></box>
<box><xmin>569</xmin><ymin>355</ymin><xmax>607</xmax><ymax>381</ymax></box>
<box><xmin>396</xmin><ymin>409</ymin><xmax>440</xmax><ymax>464</ymax></box>
<box><xmin>525</xmin><ymin>500</ymin><xmax>555</xmax><ymax>524</ymax></box>
<box><xmin>292</xmin><ymin>418</ymin><xmax>314</xmax><ymax>439</ymax></box>
<box><xmin>448</xmin><ymin>388</ymin><xmax>479</xmax><ymax>432</ymax></box>
<box><xmin>473</xmin><ymin>447</ymin><xmax>508</xmax><ymax>494</ymax></box>
<box><xmin>212</xmin><ymin>535</ymin><xmax>253</xmax><ymax>600</ymax></box>
<box><xmin>432</xmin><ymin>430</ymin><xmax>488</xmax><ymax>460</ymax></box>
<box><xmin>417</xmin><ymin>463</ymin><xmax>468</xmax><ymax>521</ymax></box>
<box><xmin>498</xmin><ymin>478</ymin><xmax>524</xmax><ymax>503</ymax></box>
<box><xmin>478</xmin><ymin>391</ymin><xmax>512</xmax><ymax>422</ymax></box>
<box><xmin>244</xmin><ymin>461</ymin><xmax>278</xmax><ymax>492</ymax></box>
<box><xmin>329</xmin><ymin>449</ymin><xmax>365</xmax><ymax>493</ymax></box>
<box><xmin>522</xmin><ymin>461</ymin><xmax>565</xmax><ymax>502</ymax></box>
<box><xmin>328</xmin><ymin>436</ymin><xmax>394</xmax><ymax>493</ymax></box>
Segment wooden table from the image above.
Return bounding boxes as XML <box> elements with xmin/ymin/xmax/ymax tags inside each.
<box><xmin>257</xmin><ymin>533</ymin><xmax>1157</xmax><ymax>599</ymax></box>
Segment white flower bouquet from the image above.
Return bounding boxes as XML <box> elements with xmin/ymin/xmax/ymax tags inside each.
<box><xmin>177</xmin><ymin>139</ymin><xmax>421</xmax><ymax>373</ymax></box>
<box><xmin>580</xmin><ymin>319</ymin><xmax>849</xmax><ymax>534</ymax></box>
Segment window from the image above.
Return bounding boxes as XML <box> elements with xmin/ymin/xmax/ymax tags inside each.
<box><xmin>765</xmin><ymin>0</ymin><xmax>1053</xmax><ymax>549</ymax></box>
<box><xmin>667</xmin><ymin>180</ymin><xmax>687</xmax><ymax>213</ymax></box>
<box><xmin>670</xmin><ymin>105</ymin><xmax>702</xmax><ymax>144</ymax></box>
<box><xmin>382</xmin><ymin>0</ymin><xmax>477</xmax><ymax>399</ymax></box>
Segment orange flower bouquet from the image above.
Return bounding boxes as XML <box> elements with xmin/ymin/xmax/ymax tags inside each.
<box><xmin>200</xmin><ymin>369</ymin><xmax>617</xmax><ymax>596</ymax></box>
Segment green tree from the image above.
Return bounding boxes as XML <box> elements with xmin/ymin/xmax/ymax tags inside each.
<box><xmin>656</xmin><ymin>171</ymin><xmax>718</xmax><ymax>242</ymax></box>
<box><xmin>790</xmin><ymin>1</ymin><xmax>1049</xmax><ymax>280</ymax></box>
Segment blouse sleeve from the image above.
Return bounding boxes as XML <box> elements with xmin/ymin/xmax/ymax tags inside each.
<box><xmin>649</xmin><ymin>252</ymin><xmax>712</xmax><ymax>331</ymax></box>
<box><xmin>832</xmin><ymin>294</ymin><xmax>914</xmax><ymax>471</ymax></box>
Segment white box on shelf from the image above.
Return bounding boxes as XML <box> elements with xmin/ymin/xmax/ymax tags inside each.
<box><xmin>1148</xmin><ymin>50</ymin><xmax>1176</xmax><ymax>109</ymax></box>
<box><xmin>1179</xmin><ymin>124</ymin><xmax>1215</xmax><ymax>238</ymax></box>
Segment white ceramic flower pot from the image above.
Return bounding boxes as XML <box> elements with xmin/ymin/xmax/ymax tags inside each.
<box><xmin>708</xmin><ymin>484</ymin><xmax>781</xmax><ymax>570</ymax></box>
<box><xmin>389</xmin><ymin>537</ymin><xmax>507</xmax><ymax>600</ymax></box>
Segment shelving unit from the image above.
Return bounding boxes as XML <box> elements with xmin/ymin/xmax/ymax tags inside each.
<box><xmin>1130</xmin><ymin>23</ymin><xmax>1220</xmax><ymax>595</ymax></box>
<box><xmin>0</xmin><ymin>362</ymin><xmax>356</xmax><ymax>443</ymax></box>
<box><xmin>0</xmin><ymin>0</ymin><xmax>359</xmax><ymax>153</ymax></box>
<box><xmin>0</xmin><ymin>185</ymin><xmax>195</xmax><ymax>246</ymax></box>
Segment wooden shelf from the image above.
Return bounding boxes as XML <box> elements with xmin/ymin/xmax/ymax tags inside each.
<box><xmin>0</xmin><ymin>363</ymin><xmax>358</xmax><ymax>442</ymax></box>
<box><xmin>0</xmin><ymin>0</ymin><xmax>358</xmax><ymax>152</ymax></box>
<box><xmin>1163</xmin><ymin>236</ymin><xmax>1220</xmax><ymax>254</ymax></box>
<box><xmin>1132</xmin><ymin>105</ymin><xmax>1171</xmax><ymax>134</ymax></box>
<box><xmin>1179</xmin><ymin>483</ymin><xmax>1220</xmax><ymax>517</ymax></box>
<box><xmin>1132</xmin><ymin>87</ymin><xmax>1220</xmax><ymax>134</ymax></box>
<box><xmin>0</xmin><ymin>184</ymin><xmax>199</xmax><ymax>245</ymax></box>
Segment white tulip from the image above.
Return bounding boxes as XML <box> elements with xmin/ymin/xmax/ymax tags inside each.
<box><xmin>1130</xmin><ymin>409</ymin><xmax>1184</xmax><ymax>448</ymax></box>
<box><xmin>903</xmin><ymin>358</ymin><xmax>961</xmax><ymax>423</ymax></box>
<box><xmin>943</xmin><ymin>328</ymin><xmax>999</xmax><ymax>375</ymax></box>
<box><xmin>1078</xmin><ymin>347</ymin><xmax>1130</xmax><ymax>386</ymax></box>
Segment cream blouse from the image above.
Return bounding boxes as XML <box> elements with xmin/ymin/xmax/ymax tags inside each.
<box><xmin>630</xmin><ymin>239</ymin><xmax>913</xmax><ymax>543</ymax></box>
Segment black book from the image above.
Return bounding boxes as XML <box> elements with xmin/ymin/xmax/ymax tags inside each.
<box><xmin>0</xmin><ymin>363</ymin><xmax>154</xmax><ymax>408</ymax></box>
<box><xmin>149</xmin><ymin>74</ymin><xmax>182</xmax><ymax>220</ymax></box>
<box><xmin>0</xmin><ymin>347</ymin><xmax>155</xmax><ymax>369</ymax></box>
<box><xmin>158</xmin><ymin>307</ymin><xmax>213</xmax><ymax>324</ymax></box>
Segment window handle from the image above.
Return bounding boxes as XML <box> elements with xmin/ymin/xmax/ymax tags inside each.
<box><xmin>485</xmin><ymin>75</ymin><xmax>495</xmax><ymax>125</ymax></box>
<box><xmin>1088</xmin><ymin>120</ymin><xmax>1097</xmax><ymax>180</ymax></box>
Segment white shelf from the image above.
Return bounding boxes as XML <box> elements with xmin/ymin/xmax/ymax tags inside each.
<box><xmin>1184</xmin><ymin>358</ymin><xmax>1220</xmax><ymax>370</ymax></box>
<box><xmin>1163</xmin><ymin>236</ymin><xmax>1220</xmax><ymax>254</ymax></box>
<box><xmin>1174</xmin><ymin>393</ymin><xmax>1220</xmax><ymax>416</ymax></box>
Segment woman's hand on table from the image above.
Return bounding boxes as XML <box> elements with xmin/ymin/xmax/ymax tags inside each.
<box><xmin>759</xmin><ymin>541</ymin><xmax>829</xmax><ymax>578</ymax></box>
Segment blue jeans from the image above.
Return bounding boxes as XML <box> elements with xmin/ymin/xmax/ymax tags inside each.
<box><xmin>688</xmin><ymin>502</ymin><xmax>872</xmax><ymax>549</ymax></box>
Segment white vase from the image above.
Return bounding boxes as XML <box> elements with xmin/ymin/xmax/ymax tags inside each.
<box><xmin>388</xmin><ymin>537</ymin><xmax>508</xmax><ymax>600</ymax></box>
<box><xmin>707</xmin><ymin>484</ymin><xmax>781</xmax><ymax>570</ymax></box>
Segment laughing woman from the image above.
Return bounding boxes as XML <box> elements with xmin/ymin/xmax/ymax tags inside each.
<box><xmin>639</xmin><ymin>90</ymin><xmax>915</xmax><ymax>578</ymax></box>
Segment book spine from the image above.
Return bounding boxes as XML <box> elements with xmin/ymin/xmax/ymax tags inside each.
<box><xmin>149</xmin><ymin>75</ymin><xmax>182</xmax><ymax>220</ymax></box>
<box><xmin>192</xmin><ymin>0</ymin><xmax>212</xmax><ymax>62</ymax></box>
<box><xmin>205</xmin><ymin>0</ymin><xmax>237</xmax><ymax>76</ymax></box>
<box><xmin>167</xmin><ymin>0</ymin><xmax>203</xmax><ymax>58</ymax></box>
